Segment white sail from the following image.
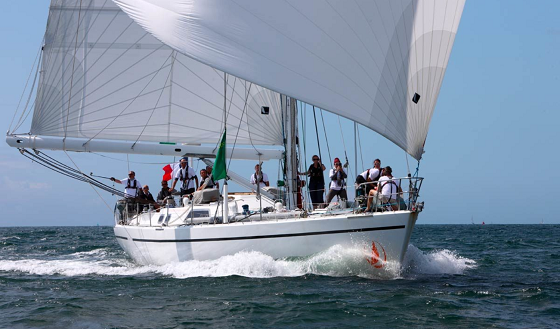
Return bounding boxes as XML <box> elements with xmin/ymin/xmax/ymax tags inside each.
<box><xmin>114</xmin><ymin>0</ymin><xmax>466</xmax><ymax>160</ymax></box>
<box><xmin>29</xmin><ymin>0</ymin><xmax>284</xmax><ymax>154</ymax></box>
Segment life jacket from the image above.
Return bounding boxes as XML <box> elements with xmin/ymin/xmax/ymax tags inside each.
<box><xmin>331</xmin><ymin>169</ymin><xmax>346</xmax><ymax>188</ymax></box>
<box><xmin>253</xmin><ymin>173</ymin><xmax>264</xmax><ymax>184</ymax></box>
<box><xmin>125</xmin><ymin>179</ymin><xmax>138</xmax><ymax>197</ymax></box>
<box><xmin>125</xmin><ymin>179</ymin><xmax>137</xmax><ymax>189</ymax></box>
<box><xmin>372</xmin><ymin>168</ymin><xmax>382</xmax><ymax>182</ymax></box>
<box><xmin>178</xmin><ymin>165</ymin><xmax>195</xmax><ymax>186</ymax></box>
<box><xmin>380</xmin><ymin>178</ymin><xmax>399</xmax><ymax>201</ymax></box>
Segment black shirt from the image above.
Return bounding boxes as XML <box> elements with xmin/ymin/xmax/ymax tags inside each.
<box><xmin>139</xmin><ymin>191</ymin><xmax>155</xmax><ymax>203</ymax></box>
<box><xmin>307</xmin><ymin>164</ymin><xmax>324</xmax><ymax>184</ymax></box>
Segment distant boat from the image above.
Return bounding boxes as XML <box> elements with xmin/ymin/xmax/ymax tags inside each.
<box><xmin>471</xmin><ymin>216</ymin><xmax>474</xmax><ymax>225</ymax></box>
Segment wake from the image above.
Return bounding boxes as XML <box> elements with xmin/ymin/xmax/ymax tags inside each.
<box><xmin>0</xmin><ymin>244</ymin><xmax>476</xmax><ymax>280</ymax></box>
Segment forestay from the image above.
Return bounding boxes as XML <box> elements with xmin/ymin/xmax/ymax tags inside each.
<box><xmin>29</xmin><ymin>0</ymin><xmax>283</xmax><ymax>150</ymax></box>
<box><xmin>114</xmin><ymin>0</ymin><xmax>466</xmax><ymax>160</ymax></box>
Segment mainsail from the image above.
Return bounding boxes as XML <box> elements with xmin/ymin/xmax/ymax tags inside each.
<box><xmin>114</xmin><ymin>0</ymin><xmax>466</xmax><ymax>160</ymax></box>
<box><xmin>12</xmin><ymin>0</ymin><xmax>284</xmax><ymax>160</ymax></box>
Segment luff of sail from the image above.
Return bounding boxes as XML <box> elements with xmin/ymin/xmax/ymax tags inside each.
<box><xmin>19</xmin><ymin>0</ymin><xmax>284</xmax><ymax>158</ymax></box>
<box><xmin>114</xmin><ymin>0</ymin><xmax>466</xmax><ymax>160</ymax></box>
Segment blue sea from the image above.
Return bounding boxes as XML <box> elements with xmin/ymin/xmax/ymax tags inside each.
<box><xmin>0</xmin><ymin>225</ymin><xmax>558</xmax><ymax>328</ymax></box>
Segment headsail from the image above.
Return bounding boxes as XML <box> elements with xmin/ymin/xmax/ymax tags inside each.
<box><xmin>114</xmin><ymin>0</ymin><xmax>466</xmax><ymax>160</ymax></box>
<box><xmin>22</xmin><ymin>0</ymin><xmax>284</xmax><ymax>157</ymax></box>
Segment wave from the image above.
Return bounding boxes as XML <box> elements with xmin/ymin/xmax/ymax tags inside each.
<box><xmin>0</xmin><ymin>245</ymin><xmax>476</xmax><ymax>280</ymax></box>
<box><xmin>401</xmin><ymin>245</ymin><xmax>477</xmax><ymax>276</ymax></box>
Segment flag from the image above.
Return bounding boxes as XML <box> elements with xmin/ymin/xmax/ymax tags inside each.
<box><xmin>162</xmin><ymin>164</ymin><xmax>173</xmax><ymax>181</ymax></box>
<box><xmin>213</xmin><ymin>129</ymin><xmax>227</xmax><ymax>181</ymax></box>
<box><xmin>162</xmin><ymin>161</ymin><xmax>181</xmax><ymax>181</ymax></box>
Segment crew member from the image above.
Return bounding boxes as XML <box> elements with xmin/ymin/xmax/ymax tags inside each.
<box><xmin>169</xmin><ymin>157</ymin><xmax>198</xmax><ymax>196</ymax></box>
<box><xmin>376</xmin><ymin>166</ymin><xmax>402</xmax><ymax>210</ymax></box>
<box><xmin>157</xmin><ymin>180</ymin><xmax>173</xmax><ymax>204</ymax></box>
<box><xmin>326</xmin><ymin>158</ymin><xmax>347</xmax><ymax>203</ymax></box>
<box><xmin>205</xmin><ymin>165</ymin><xmax>218</xmax><ymax>189</ymax></box>
<box><xmin>111</xmin><ymin>171</ymin><xmax>141</xmax><ymax>199</ymax></box>
<box><xmin>139</xmin><ymin>185</ymin><xmax>156</xmax><ymax>203</ymax></box>
<box><xmin>197</xmin><ymin>169</ymin><xmax>214</xmax><ymax>191</ymax></box>
<box><xmin>250</xmin><ymin>164</ymin><xmax>269</xmax><ymax>189</ymax></box>
<box><xmin>357</xmin><ymin>159</ymin><xmax>382</xmax><ymax>195</ymax></box>
<box><xmin>300</xmin><ymin>155</ymin><xmax>326</xmax><ymax>209</ymax></box>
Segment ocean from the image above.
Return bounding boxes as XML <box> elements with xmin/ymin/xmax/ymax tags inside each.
<box><xmin>0</xmin><ymin>225</ymin><xmax>558</xmax><ymax>328</ymax></box>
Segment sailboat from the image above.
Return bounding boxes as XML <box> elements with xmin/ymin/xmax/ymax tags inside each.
<box><xmin>6</xmin><ymin>0</ymin><xmax>466</xmax><ymax>267</ymax></box>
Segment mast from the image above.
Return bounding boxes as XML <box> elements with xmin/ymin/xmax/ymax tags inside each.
<box><xmin>282</xmin><ymin>95</ymin><xmax>298</xmax><ymax>210</ymax></box>
<box><xmin>222</xmin><ymin>72</ymin><xmax>228</xmax><ymax>224</ymax></box>
<box><xmin>354</xmin><ymin>122</ymin><xmax>358</xmax><ymax>179</ymax></box>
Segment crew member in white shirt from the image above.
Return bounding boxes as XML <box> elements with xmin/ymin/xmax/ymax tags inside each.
<box><xmin>372</xmin><ymin>166</ymin><xmax>402</xmax><ymax>210</ymax></box>
<box><xmin>326</xmin><ymin>157</ymin><xmax>347</xmax><ymax>203</ymax></box>
<box><xmin>169</xmin><ymin>157</ymin><xmax>198</xmax><ymax>197</ymax></box>
<box><xmin>250</xmin><ymin>164</ymin><xmax>269</xmax><ymax>190</ymax></box>
<box><xmin>358</xmin><ymin>158</ymin><xmax>382</xmax><ymax>194</ymax></box>
<box><xmin>111</xmin><ymin>171</ymin><xmax>141</xmax><ymax>199</ymax></box>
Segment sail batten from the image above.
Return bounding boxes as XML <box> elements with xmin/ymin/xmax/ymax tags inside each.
<box><xmin>114</xmin><ymin>0</ymin><xmax>466</xmax><ymax>160</ymax></box>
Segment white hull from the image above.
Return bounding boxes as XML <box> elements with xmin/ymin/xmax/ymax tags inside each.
<box><xmin>114</xmin><ymin>210</ymin><xmax>418</xmax><ymax>268</ymax></box>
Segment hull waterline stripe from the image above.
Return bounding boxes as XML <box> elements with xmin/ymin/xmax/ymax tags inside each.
<box><xmin>128</xmin><ymin>225</ymin><xmax>406</xmax><ymax>243</ymax></box>
<box><xmin>115</xmin><ymin>235</ymin><xmax>128</xmax><ymax>240</ymax></box>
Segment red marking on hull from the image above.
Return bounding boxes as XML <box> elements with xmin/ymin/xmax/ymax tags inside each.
<box><xmin>366</xmin><ymin>241</ymin><xmax>386</xmax><ymax>268</ymax></box>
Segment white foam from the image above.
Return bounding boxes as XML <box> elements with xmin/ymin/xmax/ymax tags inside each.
<box><xmin>401</xmin><ymin>245</ymin><xmax>477</xmax><ymax>276</ymax></box>
<box><xmin>0</xmin><ymin>244</ymin><xmax>476</xmax><ymax>279</ymax></box>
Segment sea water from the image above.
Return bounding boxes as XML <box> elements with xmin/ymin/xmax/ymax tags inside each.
<box><xmin>0</xmin><ymin>225</ymin><xmax>558</xmax><ymax>328</ymax></box>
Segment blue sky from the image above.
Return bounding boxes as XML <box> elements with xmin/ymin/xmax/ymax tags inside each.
<box><xmin>1</xmin><ymin>1</ymin><xmax>559</xmax><ymax>226</ymax></box>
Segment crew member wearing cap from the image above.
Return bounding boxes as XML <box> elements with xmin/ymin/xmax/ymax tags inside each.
<box><xmin>111</xmin><ymin>171</ymin><xmax>142</xmax><ymax>198</ymax></box>
<box><xmin>170</xmin><ymin>157</ymin><xmax>198</xmax><ymax>197</ymax></box>
<box><xmin>326</xmin><ymin>157</ymin><xmax>347</xmax><ymax>203</ymax></box>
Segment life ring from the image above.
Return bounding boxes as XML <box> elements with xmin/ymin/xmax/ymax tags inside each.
<box><xmin>366</xmin><ymin>241</ymin><xmax>386</xmax><ymax>269</ymax></box>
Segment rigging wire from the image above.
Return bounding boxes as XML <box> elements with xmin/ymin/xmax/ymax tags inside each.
<box><xmin>18</xmin><ymin>149</ymin><xmax>124</xmax><ymax>198</ymax></box>
<box><xmin>337</xmin><ymin>116</ymin><xmax>352</xmax><ymax>178</ymax></box>
<box><xmin>12</xmin><ymin>58</ymin><xmax>42</xmax><ymax>133</ymax></box>
<box><xmin>64</xmin><ymin>150</ymin><xmax>113</xmax><ymax>212</ymax></box>
<box><xmin>405</xmin><ymin>152</ymin><xmax>411</xmax><ymax>176</ymax></box>
<box><xmin>299</xmin><ymin>102</ymin><xmax>310</xmax><ymax>210</ymax></box>
<box><xmin>226</xmin><ymin>83</ymin><xmax>253</xmax><ymax>172</ymax></box>
<box><xmin>243</xmin><ymin>83</ymin><xmax>261</xmax><ymax>155</ymax></box>
<box><xmin>356</xmin><ymin>124</ymin><xmax>364</xmax><ymax>171</ymax></box>
<box><xmin>9</xmin><ymin>44</ymin><xmax>42</xmax><ymax>134</ymax></box>
<box><xmin>311</xmin><ymin>106</ymin><xmax>323</xmax><ymax>164</ymax></box>
<box><xmin>319</xmin><ymin>109</ymin><xmax>332</xmax><ymax>165</ymax></box>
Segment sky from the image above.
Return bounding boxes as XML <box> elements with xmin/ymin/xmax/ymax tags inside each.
<box><xmin>0</xmin><ymin>1</ymin><xmax>559</xmax><ymax>226</ymax></box>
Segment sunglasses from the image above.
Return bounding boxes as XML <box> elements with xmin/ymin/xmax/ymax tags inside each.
<box><xmin>312</xmin><ymin>158</ymin><xmax>319</xmax><ymax>161</ymax></box>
